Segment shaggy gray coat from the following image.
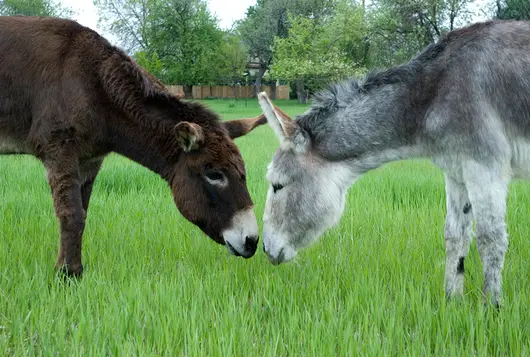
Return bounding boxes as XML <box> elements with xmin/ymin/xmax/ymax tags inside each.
<box><xmin>259</xmin><ymin>20</ymin><xmax>530</xmax><ymax>307</ymax></box>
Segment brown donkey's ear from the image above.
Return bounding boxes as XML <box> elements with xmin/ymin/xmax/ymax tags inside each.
<box><xmin>223</xmin><ymin>100</ymin><xmax>291</xmax><ymax>139</ymax></box>
<box><xmin>223</xmin><ymin>114</ymin><xmax>267</xmax><ymax>139</ymax></box>
<box><xmin>175</xmin><ymin>121</ymin><xmax>204</xmax><ymax>152</ymax></box>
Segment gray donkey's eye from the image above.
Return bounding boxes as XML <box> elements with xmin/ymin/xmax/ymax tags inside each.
<box><xmin>272</xmin><ymin>183</ymin><xmax>284</xmax><ymax>193</ymax></box>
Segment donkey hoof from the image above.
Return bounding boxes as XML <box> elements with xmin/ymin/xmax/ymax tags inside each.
<box><xmin>483</xmin><ymin>300</ymin><xmax>502</xmax><ymax>312</ymax></box>
<box><xmin>55</xmin><ymin>264</ymin><xmax>83</xmax><ymax>279</ymax></box>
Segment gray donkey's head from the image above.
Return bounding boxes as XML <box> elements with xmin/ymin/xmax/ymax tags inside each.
<box><xmin>258</xmin><ymin>92</ymin><xmax>359</xmax><ymax>265</ymax></box>
<box><xmin>258</xmin><ymin>66</ymin><xmax>423</xmax><ymax>264</ymax></box>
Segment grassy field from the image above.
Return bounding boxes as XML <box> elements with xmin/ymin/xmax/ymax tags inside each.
<box><xmin>0</xmin><ymin>99</ymin><xmax>528</xmax><ymax>356</ymax></box>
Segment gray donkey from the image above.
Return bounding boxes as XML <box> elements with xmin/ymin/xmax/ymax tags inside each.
<box><xmin>258</xmin><ymin>20</ymin><xmax>530</xmax><ymax>306</ymax></box>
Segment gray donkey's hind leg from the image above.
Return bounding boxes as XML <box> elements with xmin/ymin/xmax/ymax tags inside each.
<box><xmin>463</xmin><ymin>160</ymin><xmax>509</xmax><ymax>307</ymax></box>
<box><xmin>444</xmin><ymin>173</ymin><xmax>474</xmax><ymax>299</ymax></box>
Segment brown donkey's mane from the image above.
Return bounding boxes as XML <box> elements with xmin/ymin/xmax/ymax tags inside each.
<box><xmin>0</xmin><ymin>16</ymin><xmax>265</xmax><ymax>276</ymax></box>
<box><xmin>101</xmin><ymin>50</ymin><xmax>224</xmax><ymax>130</ymax></box>
<box><xmin>101</xmin><ymin>52</ymin><xmax>230</xmax><ymax>177</ymax></box>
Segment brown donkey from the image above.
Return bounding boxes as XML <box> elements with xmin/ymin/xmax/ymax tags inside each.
<box><xmin>0</xmin><ymin>16</ymin><xmax>266</xmax><ymax>276</ymax></box>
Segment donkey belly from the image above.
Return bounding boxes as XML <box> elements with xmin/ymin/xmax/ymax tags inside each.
<box><xmin>510</xmin><ymin>137</ymin><xmax>530</xmax><ymax>179</ymax></box>
<box><xmin>0</xmin><ymin>135</ymin><xmax>30</xmax><ymax>154</ymax></box>
<box><xmin>0</xmin><ymin>87</ymin><xmax>34</xmax><ymax>155</ymax></box>
<box><xmin>0</xmin><ymin>109</ymin><xmax>33</xmax><ymax>154</ymax></box>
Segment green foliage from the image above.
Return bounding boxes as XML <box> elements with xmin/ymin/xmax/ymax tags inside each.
<box><xmin>147</xmin><ymin>0</ymin><xmax>223</xmax><ymax>85</ymax></box>
<box><xmin>496</xmin><ymin>0</ymin><xmax>530</xmax><ymax>20</ymax></box>
<box><xmin>93</xmin><ymin>0</ymin><xmax>489</xmax><ymax>100</ymax></box>
<box><xmin>237</xmin><ymin>0</ymin><xmax>336</xmax><ymax>92</ymax></box>
<box><xmin>94</xmin><ymin>0</ymin><xmax>237</xmax><ymax>85</ymax></box>
<box><xmin>0</xmin><ymin>0</ymin><xmax>72</xmax><ymax>17</ymax></box>
<box><xmin>365</xmin><ymin>2</ymin><xmax>429</xmax><ymax>67</ymax></box>
<box><xmin>239</xmin><ymin>0</ymin><xmax>337</xmax><ymax>65</ymax></box>
<box><xmin>216</xmin><ymin>32</ymin><xmax>249</xmax><ymax>86</ymax></box>
<box><xmin>322</xmin><ymin>0</ymin><xmax>370</xmax><ymax>68</ymax></box>
<box><xmin>267</xmin><ymin>0</ymin><xmax>480</xmax><ymax>100</ymax></box>
<box><xmin>272</xmin><ymin>14</ymin><xmax>362</xmax><ymax>87</ymax></box>
<box><xmin>271</xmin><ymin>7</ymin><xmax>367</xmax><ymax>102</ymax></box>
<box><xmin>134</xmin><ymin>50</ymin><xmax>164</xmax><ymax>79</ymax></box>
<box><xmin>93</xmin><ymin>0</ymin><xmax>153</xmax><ymax>53</ymax></box>
<box><xmin>366</xmin><ymin>0</ymin><xmax>477</xmax><ymax>68</ymax></box>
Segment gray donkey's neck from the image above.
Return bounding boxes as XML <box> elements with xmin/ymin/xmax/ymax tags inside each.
<box><xmin>297</xmin><ymin>68</ymin><xmax>432</xmax><ymax>174</ymax></box>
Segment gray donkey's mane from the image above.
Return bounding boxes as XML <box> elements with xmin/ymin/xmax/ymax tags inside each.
<box><xmin>294</xmin><ymin>41</ymin><xmax>441</xmax><ymax>139</ymax></box>
<box><xmin>309</xmin><ymin>39</ymin><xmax>447</xmax><ymax>114</ymax></box>
<box><xmin>308</xmin><ymin>21</ymin><xmax>500</xmax><ymax>116</ymax></box>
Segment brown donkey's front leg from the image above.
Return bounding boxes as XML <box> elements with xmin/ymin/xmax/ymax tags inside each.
<box><xmin>46</xmin><ymin>157</ymin><xmax>87</xmax><ymax>277</ymax></box>
<box><xmin>80</xmin><ymin>159</ymin><xmax>103</xmax><ymax>212</ymax></box>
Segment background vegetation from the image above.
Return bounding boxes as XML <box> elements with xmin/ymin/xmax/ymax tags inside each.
<box><xmin>2</xmin><ymin>0</ymin><xmax>530</xmax><ymax>102</ymax></box>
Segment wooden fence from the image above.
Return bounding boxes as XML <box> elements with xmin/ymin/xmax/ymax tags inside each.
<box><xmin>166</xmin><ymin>85</ymin><xmax>290</xmax><ymax>100</ymax></box>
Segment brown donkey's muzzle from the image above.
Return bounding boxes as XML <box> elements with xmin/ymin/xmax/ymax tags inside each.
<box><xmin>222</xmin><ymin>206</ymin><xmax>259</xmax><ymax>258</ymax></box>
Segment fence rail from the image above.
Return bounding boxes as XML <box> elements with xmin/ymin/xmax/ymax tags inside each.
<box><xmin>166</xmin><ymin>85</ymin><xmax>290</xmax><ymax>100</ymax></box>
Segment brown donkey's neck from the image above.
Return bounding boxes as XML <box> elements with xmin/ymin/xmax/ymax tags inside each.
<box><xmin>108</xmin><ymin>115</ymin><xmax>177</xmax><ymax>180</ymax></box>
<box><xmin>100</xmin><ymin>52</ymin><xmax>220</xmax><ymax>180</ymax></box>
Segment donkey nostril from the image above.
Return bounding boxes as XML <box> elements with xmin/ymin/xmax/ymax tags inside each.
<box><xmin>277</xmin><ymin>248</ymin><xmax>285</xmax><ymax>264</ymax></box>
<box><xmin>244</xmin><ymin>235</ymin><xmax>259</xmax><ymax>254</ymax></box>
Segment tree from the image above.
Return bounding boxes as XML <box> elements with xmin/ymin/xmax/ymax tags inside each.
<box><xmin>0</xmin><ymin>0</ymin><xmax>72</xmax><ymax>17</ymax></box>
<box><xmin>216</xmin><ymin>32</ymin><xmax>249</xmax><ymax>98</ymax></box>
<box><xmin>238</xmin><ymin>0</ymin><xmax>336</xmax><ymax>94</ymax></box>
<box><xmin>93</xmin><ymin>0</ymin><xmax>153</xmax><ymax>53</ymax></box>
<box><xmin>496</xmin><ymin>0</ymin><xmax>530</xmax><ymax>20</ymax></box>
<box><xmin>147</xmin><ymin>0</ymin><xmax>223</xmax><ymax>86</ymax></box>
<box><xmin>272</xmin><ymin>13</ymin><xmax>362</xmax><ymax>103</ymax></box>
<box><xmin>237</xmin><ymin>0</ymin><xmax>284</xmax><ymax>94</ymax></box>
<box><xmin>373</xmin><ymin>0</ymin><xmax>477</xmax><ymax>43</ymax></box>
<box><xmin>134</xmin><ymin>50</ymin><xmax>164</xmax><ymax>79</ymax></box>
<box><xmin>94</xmin><ymin>0</ymin><xmax>227</xmax><ymax>89</ymax></box>
<box><xmin>321</xmin><ymin>0</ymin><xmax>370</xmax><ymax>69</ymax></box>
<box><xmin>366</xmin><ymin>0</ymin><xmax>477</xmax><ymax>68</ymax></box>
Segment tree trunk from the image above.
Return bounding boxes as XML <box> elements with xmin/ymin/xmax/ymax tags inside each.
<box><xmin>496</xmin><ymin>0</ymin><xmax>502</xmax><ymax>18</ymax></box>
<box><xmin>295</xmin><ymin>80</ymin><xmax>308</xmax><ymax>104</ymax></box>
<box><xmin>183</xmin><ymin>85</ymin><xmax>193</xmax><ymax>99</ymax></box>
<box><xmin>362</xmin><ymin>36</ymin><xmax>370</xmax><ymax>66</ymax></box>
<box><xmin>254</xmin><ymin>67</ymin><xmax>267</xmax><ymax>95</ymax></box>
<box><xmin>231</xmin><ymin>85</ymin><xmax>238</xmax><ymax>99</ymax></box>
<box><xmin>270</xmin><ymin>80</ymin><xmax>277</xmax><ymax>100</ymax></box>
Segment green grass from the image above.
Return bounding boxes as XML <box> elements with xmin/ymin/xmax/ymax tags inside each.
<box><xmin>0</xmin><ymin>99</ymin><xmax>529</xmax><ymax>356</ymax></box>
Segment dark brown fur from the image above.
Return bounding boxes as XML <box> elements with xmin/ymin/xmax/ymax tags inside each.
<box><xmin>0</xmin><ymin>16</ymin><xmax>266</xmax><ymax>276</ymax></box>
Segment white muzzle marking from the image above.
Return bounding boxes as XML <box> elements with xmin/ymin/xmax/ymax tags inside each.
<box><xmin>222</xmin><ymin>207</ymin><xmax>258</xmax><ymax>257</ymax></box>
<box><xmin>262</xmin><ymin>224</ymin><xmax>297</xmax><ymax>265</ymax></box>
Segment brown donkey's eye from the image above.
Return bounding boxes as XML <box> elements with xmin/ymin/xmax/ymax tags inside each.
<box><xmin>272</xmin><ymin>183</ymin><xmax>284</xmax><ymax>193</ymax></box>
<box><xmin>205</xmin><ymin>171</ymin><xmax>224</xmax><ymax>182</ymax></box>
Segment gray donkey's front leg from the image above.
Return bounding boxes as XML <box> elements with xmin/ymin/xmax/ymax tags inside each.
<box><xmin>463</xmin><ymin>160</ymin><xmax>509</xmax><ymax>307</ymax></box>
<box><xmin>444</xmin><ymin>174</ymin><xmax>474</xmax><ymax>299</ymax></box>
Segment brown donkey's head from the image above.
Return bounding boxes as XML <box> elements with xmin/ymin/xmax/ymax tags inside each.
<box><xmin>168</xmin><ymin>108</ymin><xmax>267</xmax><ymax>258</ymax></box>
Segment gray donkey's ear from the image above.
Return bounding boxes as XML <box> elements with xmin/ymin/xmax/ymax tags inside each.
<box><xmin>257</xmin><ymin>92</ymin><xmax>309</xmax><ymax>153</ymax></box>
<box><xmin>258</xmin><ymin>92</ymin><xmax>292</xmax><ymax>138</ymax></box>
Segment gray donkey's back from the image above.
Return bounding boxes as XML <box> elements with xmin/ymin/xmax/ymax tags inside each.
<box><xmin>423</xmin><ymin>20</ymin><xmax>530</xmax><ymax>149</ymax></box>
<box><xmin>416</xmin><ymin>20</ymin><xmax>530</xmax><ymax>180</ymax></box>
